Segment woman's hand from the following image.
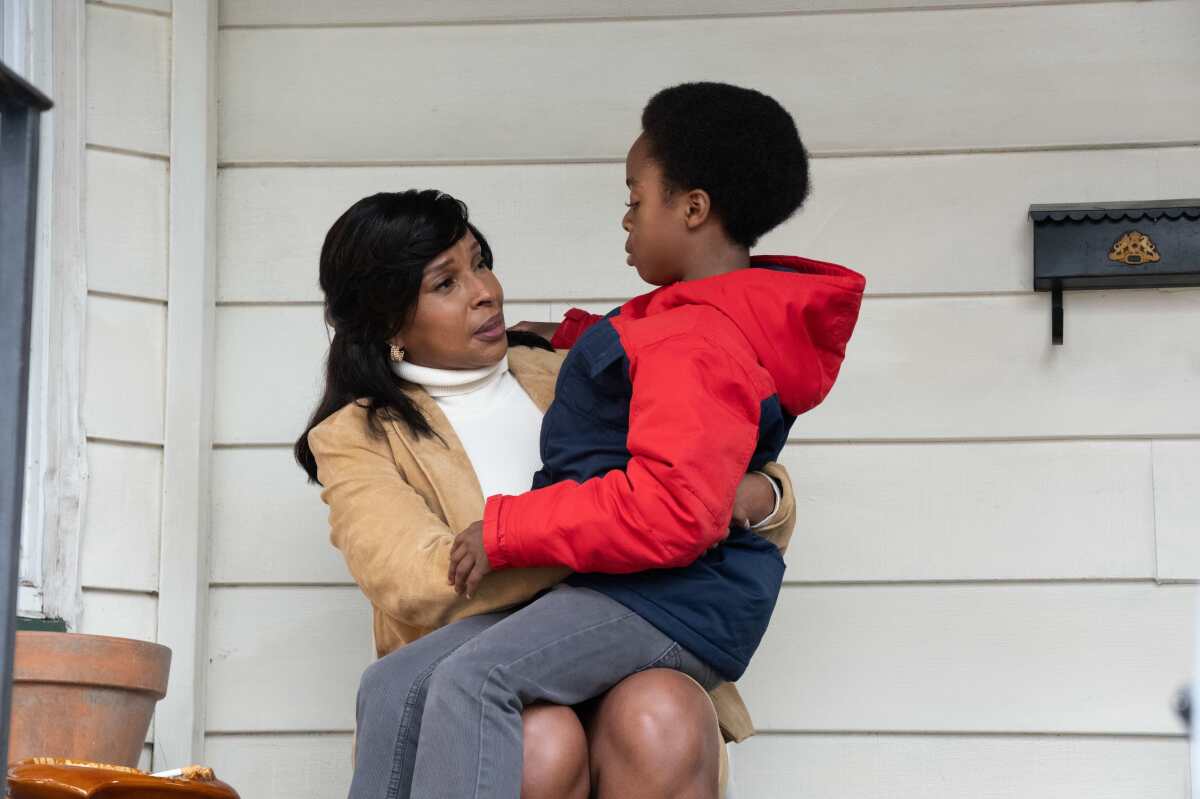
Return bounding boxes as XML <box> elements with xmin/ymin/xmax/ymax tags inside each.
<box><xmin>449</xmin><ymin>521</ymin><xmax>493</xmax><ymax>598</ymax></box>
<box><xmin>508</xmin><ymin>320</ymin><xmax>560</xmax><ymax>340</ymax></box>
<box><xmin>732</xmin><ymin>472</ymin><xmax>778</xmax><ymax>529</ymax></box>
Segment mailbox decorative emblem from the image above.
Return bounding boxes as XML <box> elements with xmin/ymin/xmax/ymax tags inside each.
<box><xmin>1108</xmin><ymin>231</ymin><xmax>1160</xmax><ymax>266</ymax></box>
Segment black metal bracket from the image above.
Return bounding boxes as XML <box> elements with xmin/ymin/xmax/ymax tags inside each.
<box><xmin>1051</xmin><ymin>283</ymin><xmax>1063</xmax><ymax>346</ymax></box>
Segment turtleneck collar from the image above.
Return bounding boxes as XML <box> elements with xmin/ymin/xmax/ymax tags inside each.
<box><xmin>393</xmin><ymin>356</ymin><xmax>509</xmax><ymax>398</ymax></box>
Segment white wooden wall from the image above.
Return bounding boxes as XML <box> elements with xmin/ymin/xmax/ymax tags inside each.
<box><xmin>76</xmin><ymin>0</ymin><xmax>172</xmax><ymax>771</ymax></box>
<box><xmin>76</xmin><ymin>0</ymin><xmax>1200</xmax><ymax>795</ymax></box>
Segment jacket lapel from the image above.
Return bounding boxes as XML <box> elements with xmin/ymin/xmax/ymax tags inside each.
<box><xmin>387</xmin><ymin>389</ymin><xmax>486</xmax><ymax>532</ymax></box>
<box><xmin>387</xmin><ymin>347</ymin><xmax>559</xmax><ymax>530</ymax></box>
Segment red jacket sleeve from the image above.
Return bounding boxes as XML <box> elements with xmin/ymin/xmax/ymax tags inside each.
<box><xmin>549</xmin><ymin>308</ymin><xmax>606</xmax><ymax>349</ymax></box>
<box><xmin>483</xmin><ymin>336</ymin><xmax>762</xmax><ymax>573</ymax></box>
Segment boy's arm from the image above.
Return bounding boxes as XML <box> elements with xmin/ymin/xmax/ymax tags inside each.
<box><xmin>549</xmin><ymin>308</ymin><xmax>606</xmax><ymax>349</ymax></box>
<box><xmin>483</xmin><ymin>336</ymin><xmax>762</xmax><ymax>573</ymax></box>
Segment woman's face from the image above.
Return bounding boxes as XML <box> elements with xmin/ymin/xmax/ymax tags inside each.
<box><xmin>393</xmin><ymin>231</ymin><xmax>508</xmax><ymax>370</ymax></box>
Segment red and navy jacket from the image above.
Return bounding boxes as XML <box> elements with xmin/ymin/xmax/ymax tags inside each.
<box><xmin>483</xmin><ymin>256</ymin><xmax>865</xmax><ymax>680</ymax></box>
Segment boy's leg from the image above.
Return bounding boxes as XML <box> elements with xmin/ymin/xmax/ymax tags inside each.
<box><xmin>349</xmin><ymin>609</ymin><xmax>512</xmax><ymax>799</ymax></box>
<box><xmin>408</xmin><ymin>584</ymin><xmax>717</xmax><ymax>799</ymax></box>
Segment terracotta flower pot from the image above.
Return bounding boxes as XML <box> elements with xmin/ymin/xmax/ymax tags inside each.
<box><xmin>8</xmin><ymin>632</ymin><xmax>171</xmax><ymax>767</ymax></box>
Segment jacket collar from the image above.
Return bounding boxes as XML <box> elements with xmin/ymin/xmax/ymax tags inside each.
<box><xmin>385</xmin><ymin>347</ymin><xmax>555</xmax><ymax>531</ymax></box>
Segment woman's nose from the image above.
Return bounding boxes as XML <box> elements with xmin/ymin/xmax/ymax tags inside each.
<box><xmin>470</xmin><ymin>274</ymin><xmax>497</xmax><ymax>306</ymax></box>
<box><xmin>622</xmin><ymin>211</ymin><xmax>633</xmax><ymax>232</ymax></box>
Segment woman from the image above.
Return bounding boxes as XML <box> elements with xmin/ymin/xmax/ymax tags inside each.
<box><xmin>295</xmin><ymin>190</ymin><xmax>796</xmax><ymax>798</ymax></box>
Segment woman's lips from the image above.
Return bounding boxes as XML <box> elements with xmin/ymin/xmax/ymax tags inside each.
<box><xmin>474</xmin><ymin>315</ymin><xmax>505</xmax><ymax>342</ymax></box>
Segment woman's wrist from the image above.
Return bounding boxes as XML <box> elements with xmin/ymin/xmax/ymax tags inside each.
<box><xmin>749</xmin><ymin>472</ymin><xmax>782</xmax><ymax>529</ymax></box>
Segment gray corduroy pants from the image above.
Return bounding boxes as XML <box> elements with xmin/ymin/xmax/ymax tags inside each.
<box><xmin>348</xmin><ymin>584</ymin><xmax>718</xmax><ymax>799</ymax></box>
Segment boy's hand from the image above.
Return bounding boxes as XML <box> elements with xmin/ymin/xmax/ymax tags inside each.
<box><xmin>732</xmin><ymin>472</ymin><xmax>777</xmax><ymax>529</ymax></box>
<box><xmin>507</xmin><ymin>320</ymin><xmax>560</xmax><ymax>340</ymax></box>
<box><xmin>449</xmin><ymin>521</ymin><xmax>493</xmax><ymax>598</ymax></box>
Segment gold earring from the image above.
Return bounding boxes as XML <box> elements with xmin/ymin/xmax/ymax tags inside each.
<box><xmin>389</xmin><ymin>344</ymin><xmax>405</xmax><ymax>363</ymax></box>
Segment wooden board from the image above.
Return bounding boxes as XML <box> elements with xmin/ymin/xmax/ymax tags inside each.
<box><xmin>205</xmin><ymin>587</ymin><xmax>373</xmax><ymax>732</ymax></box>
<box><xmin>205</xmin><ymin>734</ymin><xmax>352</xmax><ymax>798</ymax></box>
<box><xmin>85</xmin><ymin>4</ymin><xmax>170</xmax><ymax>155</ymax></box>
<box><xmin>78</xmin><ymin>588</ymin><xmax>158</xmax><ymax>642</ymax></box>
<box><xmin>779</xmin><ymin>440</ymin><xmax>1155</xmax><ymax>582</ymax></box>
<box><xmin>217</xmin><ymin>147</ymin><xmax>1200</xmax><ymax>302</ymax></box>
<box><xmin>86</xmin><ymin>149</ymin><xmax>169</xmax><ymax>300</ymax></box>
<box><xmin>202</xmin><ymin>583</ymin><xmax>1193</xmax><ymax>736</ymax></box>
<box><xmin>80</xmin><ymin>441</ymin><xmax>162</xmax><ymax>592</ymax></box>
<box><xmin>732</xmin><ymin>733</ymin><xmax>1190</xmax><ymax>799</ymax></box>
<box><xmin>210</xmin><ymin>438</ymin><xmax>1157</xmax><ymax>585</ymax></box>
<box><xmin>213</xmin><ymin>290</ymin><xmax>1200</xmax><ymax>444</ymax></box>
<box><xmin>210</xmin><ymin>447</ymin><xmax>350</xmax><ymax>585</ymax></box>
<box><xmin>739</xmin><ymin>582</ymin><xmax>1195</xmax><ymax>734</ymax></box>
<box><xmin>220</xmin><ymin>0</ymin><xmax>1078</xmax><ymax>27</ymax></box>
<box><xmin>1152</xmin><ymin>440</ymin><xmax>1200</xmax><ymax>581</ymax></box>
<box><xmin>218</xmin><ymin>2</ymin><xmax>1200</xmax><ymax>162</ymax></box>
<box><xmin>83</xmin><ymin>295</ymin><xmax>167</xmax><ymax>444</ymax></box>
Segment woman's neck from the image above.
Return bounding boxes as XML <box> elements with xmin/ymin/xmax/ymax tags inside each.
<box><xmin>393</xmin><ymin>356</ymin><xmax>508</xmax><ymax>398</ymax></box>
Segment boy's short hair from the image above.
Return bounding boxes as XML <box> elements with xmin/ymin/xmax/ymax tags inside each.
<box><xmin>641</xmin><ymin>82</ymin><xmax>809</xmax><ymax>248</ymax></box>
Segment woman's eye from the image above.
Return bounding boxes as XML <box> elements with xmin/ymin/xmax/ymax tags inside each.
<box><xmin>435</xmin><ymin>278</ymin><xmax>454</xmax><ymax>291</ymax></box>
<box><xmin>473</xmin><ymin>260</ymin><xmax>488</xmax><ymax>271</ymax></box>
<box><xmin>625</xmin><ymin>202</ymin><xmax>638</xmax><ymax>209</ymax></box>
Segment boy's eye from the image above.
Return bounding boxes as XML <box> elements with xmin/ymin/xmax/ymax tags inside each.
<box><xmin>625</xmin><ymin>202</ymin><xmax>639</xmax><ymax>209</ymax></box>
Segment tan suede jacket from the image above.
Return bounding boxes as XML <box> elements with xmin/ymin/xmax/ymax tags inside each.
<box><xmin>308</xmin><ymin>345</ymin><xmax>797</xmax><ymax>743</ymax></box>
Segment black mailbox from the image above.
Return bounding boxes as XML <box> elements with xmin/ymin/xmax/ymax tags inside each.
<box><xmin>1030</xmin><ymin>200</ymin><xmax>1200</xmax><ymax>344</ymax></box>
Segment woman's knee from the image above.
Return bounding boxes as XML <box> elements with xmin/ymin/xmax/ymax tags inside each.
<box><xmin>589</xmin><ymin>669</ymin><xmax>721</xmax><ymax>784</ymax></box>
<box><xmin>521</xmin><ymin>704</ymin><xmax>588</xmax><ymax>799</ymax></box>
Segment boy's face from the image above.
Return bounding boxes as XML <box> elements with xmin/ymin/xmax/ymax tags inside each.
<box><xmin>623</xmin><ymin>134</ymin><xmax>689</xmax><ymax>286</ymax></box>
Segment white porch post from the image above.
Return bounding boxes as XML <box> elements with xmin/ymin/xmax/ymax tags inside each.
<box><xmin>155</xmin><ymin>0</ymin><xmax>218</xmax><ymax>769</ymax></box>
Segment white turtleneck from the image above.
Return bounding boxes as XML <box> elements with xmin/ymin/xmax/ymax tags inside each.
<box><xmin>394</xmin><ymin>355</ymin><xmax>545</xmax><ymax>499</ymax></box>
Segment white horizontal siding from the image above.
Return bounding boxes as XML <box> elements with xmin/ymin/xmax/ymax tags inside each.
<box><xmin>739</xmin><ymin>583</ymin><xmax>1195</xmax><ymax>735</ymax></box>
<box><xmin>780</xmin><ymin>440</ymin><xmax>1156</xmax><ymax>582</ymax></box>
<box><xmin>732</xmin><ymin>734</ymin><xmax>1190</xmax><ymax>799</ymax></box>
<box><xmin>212</xmin><ymin>290</ymin><xmax>1200</xmax><ymax>445</ymax></box>
<box><xmin>218</xmin><ymin>2</ymin><xmax>1200</xmax><ymax>163</ymax></box>
<box><xmin>219</xmin><ymin>0</ymin><xmax>1079</xmax><ymax>27</ymax></box>
<box><xmin>85</xmin><ymin>3</ymin><xmax>170</xmax><ymax>155</ymax></box>
<box><xmin>206</xmin><ymin>587</ymin><xmax>373</xmax><ymax>732</ymax></box>
<box><xmin>1152</xmin><ymin>440</ymin><xmax>1200</xmax><ymax>581</ymax></box>
<box><xmin>210</xmin><ymin>438</ymin><xmax>1159</xmax><ymax>586</ymax></box>
<box><xmin>80</xmin><ymin>441</ymin><xmax>162</xmax><ymax>592</ymax></box>
<box><xmin>205</xmin><ymin>734</ymin><xmax>352</xmax><ymax>797</ymax></box>
<box><xmin>217</xmin><ymin>147</ymin><xmax>1200</xmax><ymax>302</ymax></box>
<box><xmin>202</xmin><ymin>582</ymin><xmax>1194</xmax><ymax>737</ymax></box>
<box><xmin>211</xmin><ymin>447</ymin><xmax>348</xmax><ymax>585</ymax></box>
<box><xmin>83</xmin><ymin>295</ymin><xmax>167</xmax><ymax>444</ymax></box>
<box><xmin>86</xmin><ymin>149</ymin><xmax>169</xmax><ymax>300</ymax></box>
<box><xmin>78</xmin><ymin>588</ymin><xmax>158</xmax><ymax>643</ymax></box>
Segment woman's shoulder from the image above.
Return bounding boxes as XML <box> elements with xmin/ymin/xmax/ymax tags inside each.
<box><xmin>307</xmin><ymin>400</ymin><xmax>386</xmax><ymax>452</ymax></box>
<box><xmin>508</xmin><ymin>343</ymin><xmax>567</xmax><ymax>375</ymax></box>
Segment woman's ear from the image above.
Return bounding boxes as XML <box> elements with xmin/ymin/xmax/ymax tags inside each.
<box><xmin>683</xmin><ymin>189</ymin><xmax>711</xmax><ymax>230</ymax></box>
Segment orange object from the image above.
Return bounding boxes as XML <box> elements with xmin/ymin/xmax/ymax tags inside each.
<box><xmin>7</xmin><ymin>759</ymin><xmax>239</xmax><ymax>798</ymax></box>
<box><xmin>9</xmin><ymin>633</ymin><xmax>171</xmax><ymax>767</ymax></box>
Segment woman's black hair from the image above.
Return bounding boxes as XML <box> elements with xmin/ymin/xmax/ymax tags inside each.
<box><xmin>294</xmin><ymin>190</ymin><xmax>552</xmax><ymax>483</ymax></box>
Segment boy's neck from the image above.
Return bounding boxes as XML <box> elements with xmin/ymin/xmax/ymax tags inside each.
<box><xmin>678</xmin><ymin>236</ymin><xmax>751</xmax><ymax>282</ymax></box>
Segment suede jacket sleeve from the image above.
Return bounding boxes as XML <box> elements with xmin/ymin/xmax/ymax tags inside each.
<box><xmin>309</xmin><ymin>407</ymin><xmax>567</xmax><ymax>632</ymax></box>
<box><xmin>483</xmin><ymin>335</ymin><xmax>764</xmax><ymax>573</ymax></box>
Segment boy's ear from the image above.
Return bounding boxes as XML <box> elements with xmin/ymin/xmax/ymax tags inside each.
<box><xmin>682</xmin><ymin>189</ymin><xmax>712</xmax><ymax>230</ymax></box>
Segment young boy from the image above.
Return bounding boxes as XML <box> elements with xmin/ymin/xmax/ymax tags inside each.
<box><xmin>403</xmin><ymin>82</ymin><xmax>864</xmax><ymax>798</ymax></box>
